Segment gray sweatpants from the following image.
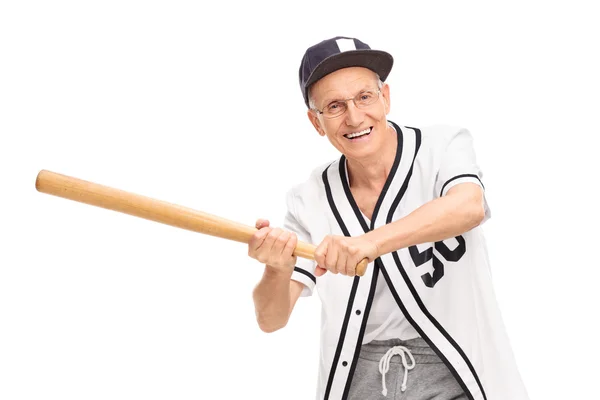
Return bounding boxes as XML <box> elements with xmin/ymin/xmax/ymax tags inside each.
<box><xmin>347</xmin><ymin>338</ymin><xmax>467</xmax><ymax>400</ymax></box>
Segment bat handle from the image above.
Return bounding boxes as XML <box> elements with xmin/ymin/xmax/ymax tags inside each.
<box><xmin>294</xmin><ymin>241</ymin><xmax>370</xmax><ymax>277</ymax></box>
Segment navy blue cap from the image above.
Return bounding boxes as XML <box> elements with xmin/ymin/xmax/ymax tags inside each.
<box><xmin>298</xmin><ymin>36</ymin><xmax>393</xmax><ymax>108</ymax></box>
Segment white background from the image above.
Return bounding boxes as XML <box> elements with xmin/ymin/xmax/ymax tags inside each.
<box><xmin>1</xmin><ymin>1</ymin><xmax>598</xmax><ymax>399</ymax></box>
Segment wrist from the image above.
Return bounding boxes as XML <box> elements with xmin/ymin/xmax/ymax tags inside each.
<box><xmin>264</xmin><ymin>264</ymin><xmax>294</xmax><ymax>279</ymax></box>
<box><xmin>363</xmin><ymin>230</ymin><xmax>385</xmax><ymax>258</ymax></box>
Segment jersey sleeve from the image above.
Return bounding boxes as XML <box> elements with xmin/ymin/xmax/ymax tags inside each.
<box><xmin>283</xmin><ymin>188</ymin><xmax>317</xmax><ymax>297</ymax></box>
<box><xmin>434</xmin><ymin>128</ymin><xmax>491</xmax><ymax>224</ymax></box>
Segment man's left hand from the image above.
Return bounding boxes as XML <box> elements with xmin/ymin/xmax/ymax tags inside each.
<box><xmin>314</xmin><ymin>235</ymin><xmax>379</xmax><ymax>277</ymax></box>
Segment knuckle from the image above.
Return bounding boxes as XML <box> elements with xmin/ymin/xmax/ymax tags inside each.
<box><xmin>269</xmin><ymin>228</ymin><xmax>282</xmax><ymax>237</ymax></box>
<box><xmin>277</xmin><ymin>234</ymin><xmax>289</xmax><ymax>243</ymax></box>
<box><xmin>259</xmin><ymin>227</ymin><xmax>271</xmax><ymax>237</ymax></box>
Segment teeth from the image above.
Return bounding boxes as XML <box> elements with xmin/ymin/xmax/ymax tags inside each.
<box><xmin>346</xmin><ymin>128</ymin><xmax>371</xmax><ymax>139</ymax></box>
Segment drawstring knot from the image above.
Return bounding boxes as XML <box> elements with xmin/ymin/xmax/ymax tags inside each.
<box><xmin>378</xmin><ymin>345</ymin><xmax>415</xmax><ymax>396</ymax></box>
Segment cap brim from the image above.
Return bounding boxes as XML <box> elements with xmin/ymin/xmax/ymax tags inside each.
<box><xmin>304</xmin><ymin>50</ymin><xmax>393</xmax><ymax>106</ymax></box>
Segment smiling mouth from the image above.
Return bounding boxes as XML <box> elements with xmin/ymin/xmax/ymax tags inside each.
<box><xmin>344</xmin><ymin>127</ymin><xmax>372</xmax><ymax>140</ymax></box>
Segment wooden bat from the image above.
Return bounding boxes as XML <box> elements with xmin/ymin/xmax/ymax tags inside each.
<box><xmin>35</xmin><ymin>170</ymin><xmax>369</xmax><ymax>276</ymax></box>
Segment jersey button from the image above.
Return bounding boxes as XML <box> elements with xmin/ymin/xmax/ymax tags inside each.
<box><xmin>355</xmin><ymin>310</ymin><xmax>361</xmax><ymax>315</ymax></box>
<box><xmin>342</xmin><ymin>361</ymin><xmax>348</xmax><ymax>367</ymax></box>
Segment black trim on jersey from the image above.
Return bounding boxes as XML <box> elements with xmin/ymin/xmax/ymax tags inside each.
<box><xmin>293</xmin><ymin>267</ymin><xmax>316</xmax><ymax>284</ymax></box>
<box><xmin>338</xmin><ymin>158</ymin><xmax>370</xmax><ymax>233</ymax></box>
<box><xmin>440</xmin><ymin>173</ymin><xmax>485</xmax><ymax>197</ymax></box>
<box><xmin>381</xmin><ymin>128</ymin><xmax>487</xmax><ymax>400</ymax></box>
<box><xmin>372</xmin><ymin>121</ymin><xmax>403</xmax><ymax>228</ymax></box>
<box><xmin>341</xmin><ymin>263</ymin><xmax>379</xmax><ymax>399</ymax></box>
<box><xmin>385</xmin><ymin>125</ymin><xmax>420</xmax><ymax>223</ymax></box>
<box><xmin>322</xmin><ymin>165</ymin><xmax>361</xmax><ymax>400</ymax></box>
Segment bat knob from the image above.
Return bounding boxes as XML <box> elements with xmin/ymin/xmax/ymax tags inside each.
<box><xmin>356</xmin><ymin>258</ymin><xmax>369</xmax><ymax>277</ymax></box>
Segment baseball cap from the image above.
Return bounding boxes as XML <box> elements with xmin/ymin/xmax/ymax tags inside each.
<box><xmin>298</xmin><ymin>36</ymin><xmax>393</xmax><ymax>108</ymax></box>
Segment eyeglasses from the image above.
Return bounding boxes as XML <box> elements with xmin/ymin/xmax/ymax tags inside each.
<box><xmin>313</xmin><ymin>89</ymin><xmax>381</xmax><ymax>119</ymax></box>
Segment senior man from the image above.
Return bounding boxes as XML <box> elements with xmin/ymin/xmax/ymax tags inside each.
<box><xmin>250</xmin><ymin>36</ymin><xmax>529</xmax><ymax>400</ymax></box>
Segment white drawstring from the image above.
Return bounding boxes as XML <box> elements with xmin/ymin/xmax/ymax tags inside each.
<box><xmin>378</xmin><ymin>345</ymin><xmax>416</xmax><ymax>397</ymax></box>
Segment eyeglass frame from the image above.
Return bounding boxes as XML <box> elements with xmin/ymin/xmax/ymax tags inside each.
<box><xmin>311</xmin><ymin>88</ymin><xmax>382</xmax><ymax>119</ymax></box>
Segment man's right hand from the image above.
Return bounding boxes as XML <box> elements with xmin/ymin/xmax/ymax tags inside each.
<box><xmin>248</xmin><ymin>219</ymin><xmax>298</xmax><ymax>272</ymax></box>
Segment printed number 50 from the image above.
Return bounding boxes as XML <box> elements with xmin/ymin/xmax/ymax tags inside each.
<box><xmin>408</xmin><ymin>236</ymin><xmax>466</xmax><ymax>288</ymax></box>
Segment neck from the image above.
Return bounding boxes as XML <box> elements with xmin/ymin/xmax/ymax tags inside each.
<box><xmin>346</xmin><ymin>124</ymin><xmax>398</xmax><ymax>191</ymax></box>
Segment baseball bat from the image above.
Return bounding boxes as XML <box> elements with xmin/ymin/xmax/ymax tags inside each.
<box><xmin>34</xmin><ymin>170</ymin><xmax>369</xmax><ymax>276</ymax></box>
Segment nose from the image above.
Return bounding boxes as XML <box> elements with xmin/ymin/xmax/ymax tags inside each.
<box><xmin>344</xmin><ymin>101</ymin><xmax>364</xmax><ymax>127</ymax></box>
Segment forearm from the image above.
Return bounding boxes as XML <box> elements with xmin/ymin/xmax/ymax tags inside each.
<box><xmin>366</xmin><ymin>185</ymin><xmax>485</xmax><ymax>256</ymax></box>
<box><xmin>252</xmin><ymin>266</ymin><xmax>294</xmax><ymax>333</ymax></box>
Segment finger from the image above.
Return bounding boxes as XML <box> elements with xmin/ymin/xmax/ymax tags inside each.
<box><xmin>345</xmin><ymin>244</ymin><xmax>358</xmax><ymax>277</ymax></box>
<box><xmin>315</xmin><ymin>265</ymin><xmax>327</xmax><ymax>277</ymax></box>
<box><xmin>254</xmin><ymin>227</ymin><xmax>282</xmax><ymax>264</ymax></box>
<box><xmin>249</xmin><ymin>226</ymin><xmax>271</xmax><ymax>253</ymax></box>
<box><xmin>337</xmin><ymin>244</ymin><xmax>350</xmax><ymax>276</ymax></box>
<box><xmin>325</xmin><ymin>239</ymin><xmax>339</xmax><ymax>274</ymax></box>
<box><xmin>274</xmin><ymin>230</ymin><xmax>291</xmax><ymax>257</ymax></box>
<box><xmin>255</xmin><ymin>219</ymin><xmax>270</xmax><ymax>229</ymax></box>
<box><xmin>262</xmin><ymin>227</ymin><xmax>283</xmax><ymax>255</ymax></box>
<box><xmin>282</xmin><ymin>232</ymin><xmax>298</xmax><ymax>259</ymax></box>
<box><xmin>314</xmin><ymin>237</ymin><xmax>329</xmax><ymax>271</ymax></box>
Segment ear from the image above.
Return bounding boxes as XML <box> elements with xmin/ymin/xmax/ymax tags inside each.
<box><xmin>381</xmin><ymin>83</ymin><xmax>391</xmax><ymax>115</ymax></box>
<box><xmin>307</xmin><ymin>109</ymin><xmax>326</xmax><ymax>137</ymax></box>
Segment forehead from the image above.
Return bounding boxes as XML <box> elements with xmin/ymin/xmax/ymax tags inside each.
<box><xmin>311</xmin><ymin>67</ymin><xmax>379</xmax><ymax>103</ymax></box>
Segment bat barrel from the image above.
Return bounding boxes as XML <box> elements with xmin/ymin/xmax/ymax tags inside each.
<box><xmin>35</xmin><ymin>169</ymin><xmax>256</xmax><ymax>243</ymax></box>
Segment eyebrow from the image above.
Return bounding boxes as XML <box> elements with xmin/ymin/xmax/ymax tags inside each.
<box><xmin>321</xmin><ymin>86</ymin><xmax>374</xmax><ymax>106</ymax></box>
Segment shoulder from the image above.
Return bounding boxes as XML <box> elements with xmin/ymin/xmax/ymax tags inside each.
<box><xmin>394</xmin><ymin>122</ymin><xmax>472</xmax><ymax>151</ymax></box>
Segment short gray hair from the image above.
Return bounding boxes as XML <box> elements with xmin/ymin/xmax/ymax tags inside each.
<box><xmin>308</xmin><ymin>73</ymin><xmax>384</xmax><ymax>110</ymax></box>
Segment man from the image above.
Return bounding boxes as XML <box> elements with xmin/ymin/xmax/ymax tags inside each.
<box><xmin>250</xmin><ymin>36</ymin><xmax>529</xmax><ymax>400</ymax></box>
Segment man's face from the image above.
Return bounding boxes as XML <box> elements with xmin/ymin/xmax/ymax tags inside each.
<box><xmin>307</xmin><ymin>67</ymin><xmax>391</xmax><ymax>160</ymax></box>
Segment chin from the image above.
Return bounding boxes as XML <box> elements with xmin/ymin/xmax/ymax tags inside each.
<box><xmin>344</xmin><ymin>145</ymin><xmax>378</xmax><ymax>160</ymax></box>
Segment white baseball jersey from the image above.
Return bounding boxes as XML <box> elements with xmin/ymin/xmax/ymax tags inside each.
<box><xmin>282</xmin><ymin>121</ymin><xmax>529</xmax><ymax>400</ymax></box>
